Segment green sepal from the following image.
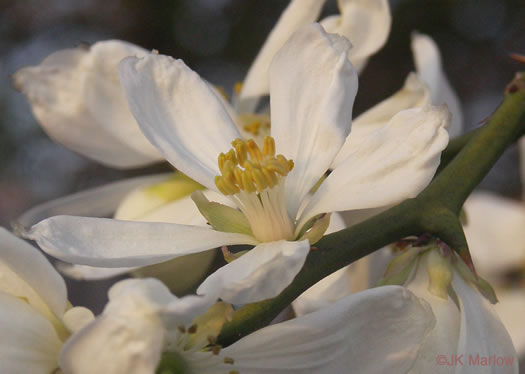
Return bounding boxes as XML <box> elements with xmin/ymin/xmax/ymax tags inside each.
<box><xmin>453</xmin><ymin>257</ymin><xmax>498</xmax><ymax>304</ymax></box>
<box><xmin>146</xmin><ymin>172</ymin><xmax>204</xmax><ymax>202</ymax></box>
<box><xmin>191</xmin><ymin>191</ymin><xmax>253</xmax><ymax>236</ymax></box>
<box><xmin>297</xmin><ymin>213</ymin><xmax>331</xmax><ymax>244</ymax></box>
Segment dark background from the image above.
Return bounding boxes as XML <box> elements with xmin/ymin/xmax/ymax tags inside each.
<box><xmin>0</xmin><ymin>0</ymin><xmax>524</xmax><ymax>364</ymax></box>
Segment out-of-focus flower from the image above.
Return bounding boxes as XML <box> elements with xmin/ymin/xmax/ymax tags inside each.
<box><xmin>61</xmin><ymin>278</ymin><xmax>435</xmax><ymax>374</ymax></box>
<box><xmin>462</xmin><ymin>138</ymin><xmax>525</xmax><ymax>355</ymax></box>
<box><xmin>0</xmin><ymin>228</ymin><xmax>94</xmax><ymax>374</ymax></box>
<box><xmin>13</xmin><ymin>41</ymin><xmax>163</xmax><ymax>169</ymax></box>
<box><xmin>23</xmin><ymin>24</ymin><xmax>449</xmax><ymax>306</ymax></box>
<box><xmin>379</xmin><ymin>243</ymin><xmax>518</xmax><ymax>374</ymax></box>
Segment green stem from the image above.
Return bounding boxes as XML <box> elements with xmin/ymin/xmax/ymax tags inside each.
<box><xmin>421</xmin><ymin>73</ymin><xmax>525</xmax><ymax>214</ymax></box>
<box><xmin>217</xmin><ymin>72</ymin><xmax>525</xmax><ymax>347</ymax></box>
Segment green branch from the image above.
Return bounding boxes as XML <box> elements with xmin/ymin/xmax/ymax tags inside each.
<box><xmin>217</xmin><ymin>72</ymin><xmax>525</xmax><ymax>347</ymax></box>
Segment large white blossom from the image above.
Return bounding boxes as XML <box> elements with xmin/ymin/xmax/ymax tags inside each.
<box><xmin>0</xmin><ymin>228</ymin><xmax>93</xmax><ymax>374</ymax></box>
<box><xmin>23</xmin><ymin>23</ymin><xmax>449</xmax><ymax>306</ymax></box>
<box><xmin>60</xmin><ymin>277</ymin><xmax>435</xmax><ymax>374</ymax></box>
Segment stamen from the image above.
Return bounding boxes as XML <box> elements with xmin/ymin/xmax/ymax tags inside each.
<box><xmin>215</xmin><ymin>137</ymin><xmax>293</xmax><ymax>195</ymax></box>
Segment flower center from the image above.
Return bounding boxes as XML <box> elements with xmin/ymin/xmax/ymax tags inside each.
<box><xmin>215</xmin><ymin>136</ymin><xmax>295</xmax><ymax>242</ymax></box>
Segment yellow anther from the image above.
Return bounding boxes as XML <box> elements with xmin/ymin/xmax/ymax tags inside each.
<box><xmin>243</xmin><ymin>121</ymin><xmax>261</xmax><ymax>136</ymax></box>
<box><xmin>215</xmin><ymin>136</ymin><xmax>293</xmax><ymax>195</ymax></box>
<box><xmin>246</xmin><ymin>139</ymin><xmax>263</xmax><ymax>163</ymax></box>
<box><xmin>234</xmin><ymin>82</ymin><xmax>243</xmax><ymax>95</ymax></box>
<box><xmin>251</xmin><ymin>168</ymin><xmax>267</xmax><ymax>192</ymax></box>
<box><xmin>262</xmin><ymin>136</ymin><xmax>275</xmax><ymax>157</ymax></box>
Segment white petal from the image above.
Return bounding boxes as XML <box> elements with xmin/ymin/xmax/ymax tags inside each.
<box><xmin>333</xmin><ymin>73</ymin><xmax>431</xmax><ymax>168</ymax></box>
<box><xmin>292</xmin><ymin>267</ymin><xmax>353</xmax><ymax>316</ymax></box>
<box><xmin>197</xmin><ymin>240</ymin><xmax>310</xmax><ymax>304</ymax></box>
<box><xmin>118</xmin><ymin>53</ymin><xmax>241</xmax><ymax>190</ymax></box>
<box><xmin>59</xmin><ymin>314</ymin><xmax>164</xmax><ymax>374</ymax></box>
<box><xmin>13</xmin><ymin>44</ymin><xmax>160</xmax><ymax>168</ymax></box>
<box><xmin>411</xmin><ymin>33</ymin><xmax>463</xmax><ymax>137</ymax></box>
<box><xmin>406</xmin><ymin>257</ymin><xmax>461</xmax><ymax>374</ymax></box>
<box><xmin>57</xmin><ymin>263</ymin><xmax>136</xmax><ymax>280</ymax></box>
<box><xmin>238</xmin><ymin>0</ymin><xmax>326</xmax><ymax>111</ymax></box>
<box><xmin>16</xmin><ymin>173</ymin><xmax>171</xmax><ymax>229</ymax></box>
<box><xmin>0</xmin><ymin>292</ymin><xmax>62</xmax><ymax>374</ymax></box>
<box><xmin>222</xmin><ymin>286</ymin><xmax>434</xmax><ymax>374</ymax></box>
<box><xmin>24</xmin><ymin>216</ymin><xmax>257</xmax><ymax>267</ymax></box>
<box><xmin>270</xmin><ymin>23</ymin><xmax>358</xmax><ymax>218</ymax></box>
<box><xmin>463</xmin><ymin>192</ymin><xmax>525</xmax><ymax>276</ymax></box>
<box><xmin>321</xmin><ymin>0</ymin><xmax>391</xmax><ymax>72</ymax></box>
<box><xmin>494</xmin><ymin>290</ymin><xmax>525</xmax><ymax>357</ymax></box>
<box><xmin>292</xmin><ymin>245</ymin><xmax>393</xmax><ymax>316</ymax></box>
<box><xmin>83</xmin><ymin>40</ymin><xmax>162</xmax><ymax>160</ymax></box>
<box><xmin>301</xmin><ymin>105</ymin><xmax>449</xmax><ymax>224</ymax></box>
<box><xmin>452</xmin><ymin>276</ymin><xmax>518</xmax><ymax>374</ymax></box>
<box><xmin>105</xmin><ymin>278</ymin><xmax>213</xmax><ymax>327</ymax></box>
<box><xmin>62</xmin><ymin>306</ymin><xmax>95</xmax><ymax>334</ymax></box>
<box><xmin>0</xmin><ymin>228</ymin><xmax>67</xmax><ymax>318</ymax></box>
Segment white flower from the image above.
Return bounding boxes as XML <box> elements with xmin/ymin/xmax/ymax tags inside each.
<box><xmin>13</xmin><ymin>41</ymin><xmax>163</xmax><ymax>168</ymax></box>
<box><xmin>462</xmin><ymin>137</ymin><xmax>525</xmax><ymax>355</ymax></box>
<box><xmin>0</xmin><ymin>228</ymin><xmax>94</xmax><ymax>374</ymax></box>
<box><xmin>379</xmin><ymin>244</ymin><xmax>518</xmax><ymax>373</ymax></box>
<box><xmin>13</xmin><ymin>0</ymin><xmax>390</xmax><ymax>169</ymax></box>
<box><xmin>23</xmin><ymin>23</ymin><xmax>449</xmax><ymax>306</ymax></box>
<box><xmin>61</xmin><ymin>277</ymin><xmax>435</xmax><ymax>374</ymax></box>
<box><xmin>295</xmin><ymin>31</ymin><xmax>464</xmax><ymax>315</ymax></box>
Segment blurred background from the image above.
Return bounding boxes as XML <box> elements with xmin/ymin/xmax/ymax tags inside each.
<box><xmin>0</xmin><ymin>0</ymin><xmax>524</xmax><ymax>359</ymax></box>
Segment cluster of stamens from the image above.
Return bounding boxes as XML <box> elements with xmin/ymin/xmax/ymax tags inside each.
<box><xmin>215</xmin><ymin>136</ymin><xmax>294</xmax><ymax>195</ymax></box>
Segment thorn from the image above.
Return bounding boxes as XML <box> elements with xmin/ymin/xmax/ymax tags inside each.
<box><xmin>510</xmin><ymin>53</ymin><xmax>525</xmax><ymax>64</ymax></box>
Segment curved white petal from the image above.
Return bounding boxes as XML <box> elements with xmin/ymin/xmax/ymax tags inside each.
<box><xmin>238</xmin><ymin>0</ymin><xmax>326</xmax><ymax>111</ymax></box>
<box><xmin>494</xmin><ymin>290</ymin><xmax>525</xmax><ymax>357</ymax></box>
<box><xmin>118</xmin><ymin>53</ymin><xmax>241</xmax><ymax>190</ymax></box>
<box><xmin>292</xmin><ymin>267</ymin><xmax>353</xmax><ymax>316</ymax></box>
<box><xmin>406</xmin><ymin>257</ymin><xmax>461</xmax><ymax>374</ymax></box>
<box><xmin>13</xmin><ymin>44</ymin><xmax>160</xmax><ymax>168</ymax></box>
<box><xmin>301</xmin><ymin>105</ymin><xmax>449</xmax><ymax>224</ymax></box>
<box><xmin>452</xmin><ymin>276</ymin><xmax>518</xmax><ymax>374</ymax></box>
<box><xmin>197</xmin><ymin>240</ymin><xmax>310</xmax><ymax>304</ymax></box>
<box><xmin>321</xmin><ymin>0</ymin><xmax>391</xmax><ymax>72</ymax></box>
<box><xmin>333</xmin><ymin>73</ymin><xmax>431</xmax><ymax>167</ymax></box>
<box><xmin>60</xmin><ymin>314</ymin><xmax>163</xmax><ymax>374</ymax></box>
<box><xmin>222</xmin><ymin>286</ymin><xmax>434</xmax><ymax>374</ymax></box>
<box><xmin>270</xmin><ymin>23</ymin><xmax>358</xmax><ymax>218</ymax></box>
<box><xmin>0</xmin><ymin>293</ymin><xmax>62</xmax><ymax>374</ymax></box>
<box><xmin>411</xmin><ymin>33</ymin><xmax>463</xmax><ymax>137</ymax></box>
<box><xmin>83</xmin><ymin>40</ymin><xmax>162</xmax><ymax>160</ymax></box>
<box><xmin>463</xmin><ymin>192</ymin><xmax>525</xmax><ymax>276</ymax></box>
<box><xmin>0</xmin><ymin>228</ymin><xmax>67</xmax><ymax>318</ymax></box>
<box><xmin>16</xmin><ymin>173</ymin><xmax>171</xmax><ymax>229</ymax></box>
<box><xmin>24</xmin><ymin>216</ymin><xmax>257</xmax><ymax>267</ymax></box>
